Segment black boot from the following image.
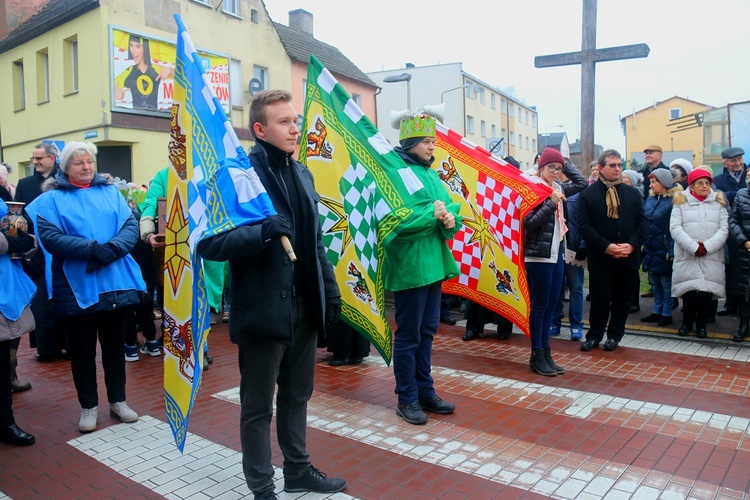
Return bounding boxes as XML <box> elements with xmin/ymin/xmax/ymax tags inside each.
<box><xmin>529</xmin><ymin>349</ymin><xmax>556</xmax><ymax>376</ymax></box>
<box><xmin>543</xmin><ymin>346</ymin><xmax>564</xmax><ymax>375</ymax></box>
<box><xmin>732</xmin><ymin>316</ymin><xmax>749</xmax><ymax>342</ymax></box>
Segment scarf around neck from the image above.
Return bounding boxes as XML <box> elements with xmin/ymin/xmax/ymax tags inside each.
<box><xmin>601</xmin><ymin>177</ymin><xmax>624</xmax><ymax>219</ymax></box>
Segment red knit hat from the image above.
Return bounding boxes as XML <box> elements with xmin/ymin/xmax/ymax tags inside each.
<box><xmin>538</xmin><ymin>147</ymin><xmax>565</xmax><ymax>169</ymax></box>
<box><xmin>687</xmin><ymin>167</ymin><xmax>712</xmax><ymax>186</ymax></box>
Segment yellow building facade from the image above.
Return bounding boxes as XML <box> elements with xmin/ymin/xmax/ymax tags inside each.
<box><xmin>0</xmin><ymin>0</ymin><xmax>290</xmax><ymax>186</ymax></box>
<box><xmin>620</xmin><ymin>96</ymin><xmax>713</xmax><ymax>166</ymax></box>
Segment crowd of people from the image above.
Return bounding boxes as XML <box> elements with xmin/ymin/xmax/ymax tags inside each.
<box><xmin>2</xmin><ymin>90</ymin><xmax>748</xmax><ymax>499</ymax></box>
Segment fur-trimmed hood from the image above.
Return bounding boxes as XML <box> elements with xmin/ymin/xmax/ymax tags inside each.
<box><xmin>673</xmin><ymin>188</ymin><xmax>726</xmax><ymax>207</ymax></box>
<box><xmin>41</xmin><ymin>171</ymin><xmax>115</xmax><ymax>192</ymax></box>
<box><xmin>649</xmin><ymin>183</ymin><xmax>684</xmax><ymax>199</ymax></box>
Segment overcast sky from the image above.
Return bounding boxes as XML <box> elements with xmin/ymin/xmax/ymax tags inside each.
<box><xmin>265</xmin><ymin>0</ymin><xmax>750</xmax><ymax>153</ymax></box>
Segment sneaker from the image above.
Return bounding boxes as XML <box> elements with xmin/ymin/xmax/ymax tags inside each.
<box><xmin>109</xmin><ymin>402</ymin><xmax>139</xmax><ymax>423</ymax></box>
<box><xmin>79</xmin><ymin>407</ymin><xmax>98</xmax><ymax>433</ymax></box>
<box><xmin>222</xmin><ymin>311</ymin><xmax>230</xmax><ymax>323</ymax></box>
<box><xmin>210</xmin><ymin>312</ymin><xmax>218</xmax><ymax>325</ymax></box>
<box><xmin>396</xmin><ymin>402</ymin><xmax>428</xmax><ymax>425</ymax></box>
<box><xmin>124</xmin><ymin>344</ymin><xmax>139</xmax><ymax>362</ymax></box>
<box><xmin>549</xmin><ymin>325</ymin><xmax>561</xmax><ymax>336</ymax></box>
<box><xmin>570</xmin><ymin>327</ymin><xmax>583</xmax><ymax>341</ymax></box>
<box><xmin>283</xmin><ymin>465</ymin><xmax>347</xmax><ymax>494</ymax></box>
<box><xmin>419</xmin><ymin>395</ymin><xmax>455</xmax><ymax>414</ymax></box>
<box><xmin>139</xmin><ymin>340</ymin><xmax>161</xmax><ymax>357</ymax></box>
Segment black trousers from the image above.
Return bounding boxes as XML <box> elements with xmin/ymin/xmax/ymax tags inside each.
<box><xmin>0</xmin><ymin>339</ymin><xmax>13</xmax><ymax>426</ymax></box>
<box><xmin>67</xmin><ymin>308</ymin><xmax>129</xmax><ymax>409</ymax></box>
<box><xmin>586</xmin><ymin>268</ymin><xmax>637</xmax><ymax>343</ymax></box>
<box><xmin>681</xmin><ymin>291</ymin><xmax>713</xmax><ymax>329</ymax></box>
<box><xmin>238</xmin><ymin>296</ymin><xmax>317</xmax><ymax>496</ymax></box>
<box><xmin>30</xmin><ymin>274</ymin><xmax>66</xmax><ymax>356</ymax></box>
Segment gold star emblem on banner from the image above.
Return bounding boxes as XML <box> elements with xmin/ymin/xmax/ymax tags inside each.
<box><xmin>462</xmin><ymin>203</ymin><xmax>499</xmax><ymax>261</ymax></box>
<box><xmin>319</xmin><ymin>196</ymin><xmax>351</xmax><ymax>254</ymax></box>
<box><xmin>164</xmin><ymin>189</ymin><xmax>191</xmax><ymax>293</ymax></box>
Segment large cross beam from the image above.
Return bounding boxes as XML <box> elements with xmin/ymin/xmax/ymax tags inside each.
<box><xmin>535</xmin><ymin>0</ymin><xmax>649</xmax><ymax>170</ymax></box>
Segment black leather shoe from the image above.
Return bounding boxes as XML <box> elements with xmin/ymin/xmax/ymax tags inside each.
<box><xmin>657</xmin><ymin>315</ymin><xmax>673</xmax><ymax>327</ymax></box>
<box><xmin>328</xmin><ymin>357</ymin><xmax>350</xmax><ymax>366</ymax></box>
<box><xmin>497</xmin><ymin>329</ymin><xmax>512</xmax><ymax>341</ymax></box>
<box><xmin>0</xmin><ymin>424</ymin><xmax>35</xmax><ymax>446</ymax></box>
<box><xmin>440</xmin><ymin>313</ymin><xmax>457</xmax><ymax>325</ymax></box>
<box><xmin>396</xmin><ymin>402</ymin><xmax>428</xmax><ymax>425</ymax></box>
<box><xmin>419</xmin><ymin>395</ymin><xmax>455</xmax><ymax>414</ymax></box>
<box><xmin>678</xmin><ymin>325</ymin><xmax>691</xmax><ymax>336</ymax></box>
<box><xmin>602</xmin><ymin>339</ymin><xmax>619</xmax><ymax>351</ymax></box>
<box><xmin>640</xmin><ymin>313</ymin><xmax>661</xmax><ymax>323</ymax></box>
<box><xmin>696</xmin><ymin>328</ymin><xmax>707</xmax><ymax>339</ymax></box>
<box><xmin>462</xmin><ymin>329</ymin><xmax>480</xmax><ymax>341</ymax></box>
<box><xmin>717</xmin><ymin>306</ymin><xmax>737</xmax><ymax>316</ymax></box>
<box><xmin>284</xmin><ymin>465</ymin><xmax>347</xmax><ymax>494</ymax></box>
<box><xmin>580</xmin><ymin>339</ymin><xmax>599</xmax><ymax>351</ymax></box>
<box><xmin>35</xmin><ymin>351</ymin><xmax>63</xmax><ymax>362</ymax></box>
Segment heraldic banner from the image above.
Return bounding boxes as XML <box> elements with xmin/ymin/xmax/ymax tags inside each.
<box><xmin>434</xmin><ymin>126</ymin><xmax>552</xmax><ymax>336</ymax></box>
<box><xmin>164</xmin><ymin>15</ymin><xmax>276</xmax><ymax>452</ymax></box>
<box><xmin>301</xmin><ymin>55</ymin><xmax>427</xmax><ymax>365</ymax></box>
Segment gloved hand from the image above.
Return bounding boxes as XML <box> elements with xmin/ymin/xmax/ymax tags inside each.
<box><xmin>5</xmin><ymin>229</ymin><xmax>35</xmax><ymax>254</ymax></box>
<box><xmin>574</xmin><ymin>248</ymin><xmax>587</xmax><ymax>261</ymax></box>
<box><xmin>695</xmin><ymin>242</ymin><xmax>707</xmax><ymax>257</ymax></box>
<box><xmin>90</xmin><ymin>240</ymin><xmax>119</xmax><ymax>265</ymax></box>
<box><xmin>261</xmin><ymin>215</ymin><xmax>292</xmax><ymax>247</ymax></box>
<box><xmin>325</xmin><ymin>296</ymin><xmax>341</xmax><ymax>329</ymax></box>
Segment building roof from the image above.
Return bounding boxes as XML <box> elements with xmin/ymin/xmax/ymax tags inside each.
<box><xmin>0</xmin><ymin>0</ymin><xmax>100</xmax><ymax>54</ymax></box>
<box><xmin>620</xmin><ymin>95</ymin><xmax>714</xmax><ymax>120</ymax></box>
<box><xmin>539</xmin><ymin>132</ymin><xmax>566</xmax><ymax>148</ymax></box>
<box><xmin>273</xmin><ymin>22</ymin><xmax>377</xmax><ymax>88</ymax></box>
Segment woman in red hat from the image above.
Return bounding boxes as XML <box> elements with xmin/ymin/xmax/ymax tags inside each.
<box><xmin>670</xmin><ymin>167</ymin><xmax>729</xmax><ymax>338</ymax></box>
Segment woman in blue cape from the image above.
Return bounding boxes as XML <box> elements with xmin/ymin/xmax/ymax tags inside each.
<box><xmin>26</xmin><ymin>142</ymin><xmax>145</xmax><ymax>434</ymax></box>
<box><xmin>0</xmin><ymin>199</ymin><xmax>37</xmax><ymax>445</ymax></box>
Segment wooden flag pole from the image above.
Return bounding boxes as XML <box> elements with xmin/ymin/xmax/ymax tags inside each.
<box><xmin>281</xmin><ymin>235</ymin><xmax>297</xmax><ymax>262</ymax></box>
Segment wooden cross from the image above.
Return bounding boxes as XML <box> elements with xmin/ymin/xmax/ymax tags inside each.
<box><xmin>535</xmin><ymin>0</ymin><xmax>649</xmax><ymax>170</ymax></box>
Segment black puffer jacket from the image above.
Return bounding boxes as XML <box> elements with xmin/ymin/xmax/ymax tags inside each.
<box><xmin>728</xmin><ymin>187</ymin><xmax>750</xmax><ymax>301</ymax></box>
<box><xmin>524</xmin><ymin>161</ymin><xmax>587</xmax><ymax>259</ymax></box>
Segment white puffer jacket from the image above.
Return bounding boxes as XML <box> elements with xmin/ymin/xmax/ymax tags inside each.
<box><xmin>670</xmin><ymin>189</ymin><xmax>728</xmax><ymax>297</ymax></box>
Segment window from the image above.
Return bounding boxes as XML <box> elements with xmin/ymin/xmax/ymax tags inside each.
<box><xmin>526</xmin><ymin>137</ymin><xmax>530</xmax><ymax>150</ymax></box>
<box><xmin>251</xmin><ymin>9</ymin><xmax>259</xmax><ymax>23</ymax></box>
<box><xmin>509</xmin><ymin>132</ymin><xmax>515</xmax><ymax>146</ymax></box>
<box><xmin>532</xmin><ymin>114</ymin><xmax>537</xmax><ymax>128</ymax></box>
<box><xmin>670</xmin><ymin>108</ymin><xmax>681</xmax><ymax>120</ymax></box>
<box><xmin>518</xmin><ymin>106</ymin><xmax>522</xmax><ymax>118</ymax></box>
<box><xmin>532</xmin><ymin>139</ymin><xmax>536</xmax><ymax>151</ymax></box>
<box><xmin>491</xmin><ymin>93</ymin><xmax>496</xmax><ymax>109</ymax></box>
<box><xmin>12</xmin><ymin>59</ymin><xmax>24</xmax><ymax>111</ymax></box>
<box><xmin>518</xmin><ymin>133</ymin><xmax>522</xmax><ymax>147</ymax></box>
<box><xmin>501</xmin><ymin>99</ymin><xmax>507</xmax><ymax>114</ymax></box>
<box><xmin>491</xmin><ymin>124</ymin><xmax>496</xmax><ymax>137</ymax></box>
<box><xmin>36</xmin><ymin>49</ymin><xmax>49</xmax><ymax>103</ymax></box>
<box><xmin>253</xmin><ymin>65</ymin><xmax>269</xmax><ymax>92</ymax></box>
<box><xmin>63</xmin><ymin>36</ymin><xmax>78</xmax><ymax>94</ymax></box>
<box><xmin>509</xmin><ymin>104</ymin><xmax>514</xmax><ymax>118</ymax></box>
<box><xmin>352</xmin><ymin>93</ymin><xmax>361</xmax><ymax>107</ymax></box>
<box><xmin>480</xmin><ymin>120</ymin><xmax>486</xmax><ymax>137</ymax></box>
<box><xmin>479</xmin><ymin>88</ymin><xmax>485</xmax><ymax>104</ymax></box>
<box><xmin>223</xmin><ymin>0</ymin><xmax>240</xmax><ymax>16</ymax></box>
<box><xmin>501</xmin><ymin>128</ymin><xmax>507</xmax><ymax>140</ymax></box>
<box><xmin>229</xmin><ymin>59</ymin><xmax>242</xmax><ymax>107</ymax></box>
<box><xmin>525</xmin><ymin>110</ymin><xmax>529</xmax><ymax>125</ymax></box>
<box><xmin>467</xmin><ymin>115</ymin><xmax>474</xmax><ymax>133</ymax></box>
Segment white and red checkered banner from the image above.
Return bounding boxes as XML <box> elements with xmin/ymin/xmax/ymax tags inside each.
<box><xmin>435</xmin><ymin>125</ymin><xmax>552</xmax><ymax>336</ymax></box>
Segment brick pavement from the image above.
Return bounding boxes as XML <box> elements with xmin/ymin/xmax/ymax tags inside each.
<box><xmin>1</xmin><ymin>304</ymin><xmax>749</xmax><ymax>499</ymax></box>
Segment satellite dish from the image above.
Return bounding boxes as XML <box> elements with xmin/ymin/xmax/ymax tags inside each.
<box><xmin>248</xmin><ymin>78</ymin><xmax>263</xmax><ymax>95</ymax></box>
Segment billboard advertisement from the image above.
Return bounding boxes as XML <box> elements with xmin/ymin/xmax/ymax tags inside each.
<box><xmin>110</xmin><ymin>27</ymin><xmax>230</xmax><ymax>115</ymax></box>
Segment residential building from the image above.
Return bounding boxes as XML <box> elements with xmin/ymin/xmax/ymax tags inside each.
<box><xmin>273</xmin><ymin>9</ymin><xmax>378</xmax><ymax>128</ymax></box>
<box><xmin>367</xmin><ymin>63</ymin><xmax>538</xmax><ymax>169</ymax></box>
<box><xmin>619</xmin><ymin>96</ymin><xmax>714</xmax><ymax>169</ymax></box>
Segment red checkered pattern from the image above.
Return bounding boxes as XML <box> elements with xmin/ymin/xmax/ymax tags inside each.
<box><xmin>450</xmin><ymin>172</ymin><xmax>523</xmax><ymax>286</ymax></box>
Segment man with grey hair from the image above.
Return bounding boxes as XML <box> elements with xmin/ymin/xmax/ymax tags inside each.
<box><xmin>15</xmin><ymin>142</ymin><xmax>67</xmax><ymax>365</ymax></box>
<box><xmin>0</xmin><ymin>163</ymin><xmax>15</xmax><ymax>201</ymax></box>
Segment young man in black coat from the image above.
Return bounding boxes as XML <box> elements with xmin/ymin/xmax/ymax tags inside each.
<box><xmin>198</xmin><ymin>90</ymin><xmax>345</xmax><ymax>499</ymax></box>
<box><xmin>577</xmin><ymin>149</ymin><xmax>647</xmax><ymax>352</ymax></box>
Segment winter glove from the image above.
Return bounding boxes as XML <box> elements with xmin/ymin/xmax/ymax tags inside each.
<box><xmin>695</xmin><ymin>242</ymin><xmax>707</xmax><ymax>257</ymax></box>
<box><xmin>574</xmin><ymin>248</ymin><xmax>587</xmax><ymax>261</ymax></box>
<box><xmin>325</xmin><ymin>296</ymin><xmax>341</xmax><ymax>329</ymax></box>
<box><xmin>87</xmin><ymin>241</ymin><xmax>120</xmax><ymax>273</ymax></box>
<box><xmin>261</xmin><ymin>215</ymin><xmax>292</xmax><ymax>247</ymax></box>
<box><xmin>5</xmin><ymin>229</ymin><xmax>35</xmax><ymax>254</ymax></box>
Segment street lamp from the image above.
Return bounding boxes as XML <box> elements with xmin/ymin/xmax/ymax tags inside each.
<box><xmin>383</xmin><ymin>73</ymin><xmax>412</xmax><ymax>111</ymax></box>
<box><xmin>441</xmin><ymin>83</ymin><xmax>471</xmax><ymax>103</ymax></box>
<box><xmin>541</xmin><ymin>124</ymin><xmax>564</xmax><ymax>149</ymax></box>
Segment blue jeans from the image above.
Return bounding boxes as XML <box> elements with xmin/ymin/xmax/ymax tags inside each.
<box><xmin>552</xmin><ymin>263</ymin><xmax>585</xmax><ymax>330</ymax></box>
<box><xmin>525</xmin><ymin>249</ymin><xmax>564</xmax><ymax>350</ymax></box>
<box><xmin>648</xmin><ymin>272</ymin><xmax>673</xmax><ymax>316</ymax></box>
<box><xmin>393</xmin><ymin>282</ymin><xmax>441</xmax><ymax>404</ymax></box>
